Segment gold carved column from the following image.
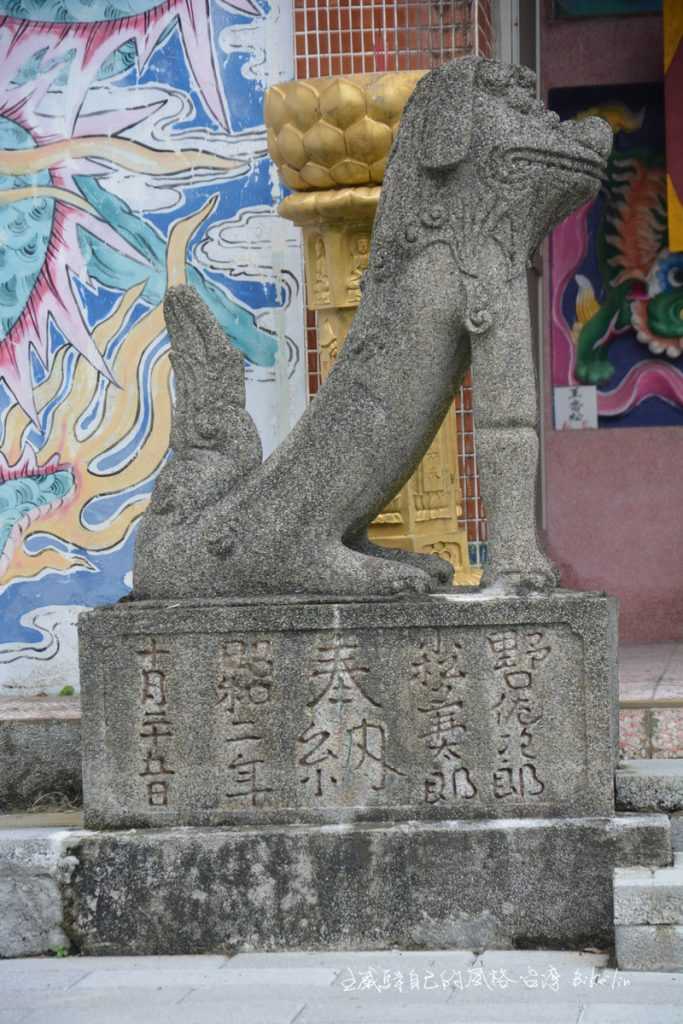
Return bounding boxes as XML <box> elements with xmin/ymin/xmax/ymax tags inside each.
<box><xmin>265</xmin><ymin>72</ymin><xmax>478</xmax><ymax>584</ymax></box>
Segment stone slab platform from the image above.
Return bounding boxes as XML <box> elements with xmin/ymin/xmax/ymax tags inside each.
<box><xmin>614</xmin><ymin>853</ymin><xmax>683</xmax><ymax>927</ymax></box>
<box><xmin>0</xmin><ymin>697</ymin><xmax>81</xmax><ymax>813</ymax></box>
<box><xmin>616</xmin><ymin>925</ymin><xmax>683</xmax><ymax>974</ymax></box>
<box><xmin>60</xmin><ymin>815</ymin><xmax>669</xmax><ymax>955</ymax></box>
<box><xmin>80</xmin><ymin>590</ymin><xmax>618</xmax><ymax>829</ymax></box>
<box><xmin>617</xmin><ymin>760</ymin><xmax>683</xmax><ymax>814</ymax></box>
<box><xmin>613</xmin><ymin>853</ymin><xmax>683</xmax><ymax>971</ymax></box>
<box><xmin>0</xmin><ymin>827</ymin><xmax>77</xmax><ymax>958</ymax></box>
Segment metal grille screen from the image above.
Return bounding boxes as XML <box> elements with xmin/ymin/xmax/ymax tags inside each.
<box><xmin>294</xmin><ymin>0</ymin><xmax>477</xmax><ymax>78</ymax></box>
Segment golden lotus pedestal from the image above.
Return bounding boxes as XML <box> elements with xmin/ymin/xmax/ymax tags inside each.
<box><xmin>266</xmin><ymin>72</ymin><xmax>479</xmax><ymax>585</ymax></box>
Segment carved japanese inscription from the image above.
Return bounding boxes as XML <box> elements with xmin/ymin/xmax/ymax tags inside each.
<box><xmin>486</xmin><ymin>629</ymin><xmax>550</xmax><ymax>801</ymax></box>
<box><xmin>411</xmin><ymin>631</ymin><xmax>477</xmax><ymax>805</ymax></box>
<box><xmin>298</xmin><ymin>634</ymin><xmax>404</xmax><ymax>800</ymax></box>
<box><xmin>137</xmin><ymin>636</ymin><xmax>175</xmax><ymax>808</ymax></box>
<box><xmin>83</xmin><ymin>600</ymin><xmax>606</xmax><ymax>830</ymax></box>
<box><xmin>218</xmin><ymin>638</ymin><xmax>274</xmax><ymax>807</ymax></box>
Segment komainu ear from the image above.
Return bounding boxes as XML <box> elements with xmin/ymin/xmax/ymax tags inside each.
<box><xmin>418</xmin><ymin>56</ymin><xmax>478</xmax><ymax>170</ymax></box>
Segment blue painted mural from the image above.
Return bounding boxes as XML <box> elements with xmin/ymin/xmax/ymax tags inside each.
<box><xmin>0</xmin><ymin>0</ymin><xmax>304</xmax><ymax>693</ymax></box>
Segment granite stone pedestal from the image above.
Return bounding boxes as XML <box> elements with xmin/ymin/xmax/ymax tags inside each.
<box><xmin>80</xmin><ymin>591</ymin><xmax>617</xmax><ymax>829</ymax></box>
<box><xmin>73</xmin><ymin>589</ymin><xmax>668</xmax><ymax>954</ymax></box>
<box><xmin>63</xmin><ymin>815</ymin><xmax>670</xmax><ymax>955</ymax></box>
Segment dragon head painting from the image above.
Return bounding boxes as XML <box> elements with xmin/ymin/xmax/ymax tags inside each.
<box><xmin>551</xmin><ymin>83</ymin><xmax>683</xmax><ymax>425</ymax></box>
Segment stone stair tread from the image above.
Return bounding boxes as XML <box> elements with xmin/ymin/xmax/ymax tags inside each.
<box><xmin>0</xmin><ymin>696</ymin><xmax>81</xmax><ymax>721</ymax></box>
<box><xmin>0</xmin><ymin>809</ymin><xmax>84</xmax><ymax>829</ymax></box>
<box><xmin>619</xmin><ymin>760</ymin><xmax>683</xmax><ymax>776</ymax></box>
<box><xmin>614</xmin><ymin>861</ymin><xmax>683</xmax><ymax>928</ymax></box>
<box><xmin>616</xmin><ymin>759</ymin><xmax>683</xmax><ymax>813</ymax></box>
<box><xmin>615</xmin><ymin>924</ymin><xmax>683</xmax><ymax>973</ymax></box>
<box><xmin>615</xmin><ymin>863</ymin><xmax>683</xmax><ymax>885</ymax></box>
<box><xmin>0</xmin><ymin>700</ymin><xmax>82</xmax><ymax>814</ymax></box>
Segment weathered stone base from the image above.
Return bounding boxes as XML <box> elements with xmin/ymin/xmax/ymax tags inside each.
<box><xmin>0</xmin><ymin>698</ymin><xmax>82</xmax><ymax>813</ymax></box>
<box><xmin>80</xmin><ymin>591</ymin><xmax>619</xmax><ymax>829</ymax></box>
<box><xmin>61</xmin><ymin>815</ymin><xmax>670</xmax><ymax>956</ymax></box>
<box><xmin>617</xmin><ymin>760</ymin><xmax>683</xmax><ymax>814</ymax></box>
<box><xmin>0</xmin><ymin>827</ymin><xmax>78</xmax><ymax>958</ymax></box>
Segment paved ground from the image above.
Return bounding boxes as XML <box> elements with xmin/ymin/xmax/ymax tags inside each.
<box><xmin>2</xmin><ymin>951</ymin><xmax>682</xmax><ymax>1023</ymax></box>
<box><xmin>619</xmin><ymin>644</ymin><xmax>683</xmax><ymax>758</ymax></box>
<box><xmin>620</xmin><ymin>643</ymin><xmax>683</xmax><ymax>701</ymax></box>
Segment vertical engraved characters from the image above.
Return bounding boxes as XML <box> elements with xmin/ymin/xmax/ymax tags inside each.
<box><xmin>137</xmin><ymin>637</ymin><xmax>175</xmax><ymax>808</ymax></box>
<box><xmin>411</xmin><ymin>631</ymin><xmax>477</xmax><ymax>804</ymax></box>
<box><xmin>218</xmin><ymin>638</ymin><xmax>274</xmax><ymax>807</ymax></box>
<box><xmin>487</xmin><ymin>630</ymin><xmax>550</xmax><ymax>800</ymax></box>
<box><xmin>298</xmin><ymin>634</ymin><xmax>403</xmax><ymax>799</ymax></box>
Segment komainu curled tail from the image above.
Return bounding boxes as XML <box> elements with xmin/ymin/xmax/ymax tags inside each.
<box><xmin>134</xmin><ymin>285</ymin><xmax>262</xmax><ymax>593</ymax></box>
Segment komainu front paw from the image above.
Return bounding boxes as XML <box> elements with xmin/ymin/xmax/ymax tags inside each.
<box><xmin>481</xmin><ymin>556</ymin><xmax>560</xmax><ymax>594</ymax></box>
<box><xmin>319</xmin><ymin>544</ymin><xmax>435</xmax><ymax>597</ymax></box>
<box><xmin>419</xmin><ymin>553</ymin><xmax>455</xmax><ymax>587</ymax></box>
<box><xmin>389</xmin><ymin>572</ymin><xmax>433</xmax><ymax>595</ymax></box>
<box><xmin>516</xmin><ymin>566</ymin><xmax>561</xmax><ymax>593</ymax></box>
<box><xmin>344</xmin><ymin>536</ymin><xmax>454</xmax><ymax>588</ymax></box>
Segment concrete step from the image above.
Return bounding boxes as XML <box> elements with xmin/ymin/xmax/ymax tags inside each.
<box><xmin>616</xmin><ymin>760</ymin><xmax>683</xmax><ymax>817</ymax></box>
<box><xmin>616</xmin><ymin>760</ymin><xmax>683</xmax><ymax>851</ymax></box>
<box><xmin>0</xmin><ymin>824</ymin><xmax>84</xmax><ymax>958</ymax></box>
<box><xmin>614</xmin><ymin>854</ymin><xmax>683</xmax><ymax>971</ymax></box>
<box><xmin>0</xmin><ymin>697</ymin><xmax>81</xmax><ymax>813</ymax></box>
<box><xmin>0</xmin><ymin>813</ymin><xmax>671</xmax><ymax>959</ymax></box>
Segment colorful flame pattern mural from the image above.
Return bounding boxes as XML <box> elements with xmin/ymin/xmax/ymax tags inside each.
<box><xmin>550</xmin><ymin>83</ymin><xmax>683</xmax><ymax>428</ymax></box>
<box><xmin>0</xmin><ymin>0</ymin><xmax>305</xmax><ymax>693</ymax></box>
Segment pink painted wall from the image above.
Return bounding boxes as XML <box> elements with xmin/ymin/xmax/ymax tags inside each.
<box><xmin>539</xmin><ymin>3</ymin><xmax>683</xmax><ymax>643</ymax></box>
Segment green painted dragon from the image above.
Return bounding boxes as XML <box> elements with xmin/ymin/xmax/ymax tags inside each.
<box><xmin>572</xmin><ymin>103</ymin><xmax>683</xmax><ymax>385</ymax></box>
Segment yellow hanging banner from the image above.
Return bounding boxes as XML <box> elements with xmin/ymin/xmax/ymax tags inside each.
<box><xmin>665</xmin><ymin>0</ymin><xmax>683</xmax><ymax>252</ymax></box>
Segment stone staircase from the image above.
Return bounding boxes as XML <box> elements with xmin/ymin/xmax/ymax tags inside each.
<box><xmin>614</xmin><ymin>759</ymin><xmax>683</xmax><ymax>971</ymax></box>
<box><xmin>614</xmin><ymin>854</ymin><xmax>683</xmax><ymax>972</ymax></box>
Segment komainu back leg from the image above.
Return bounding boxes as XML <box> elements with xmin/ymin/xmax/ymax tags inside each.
<box><xmin>345</xmin><ymin>531</ymin><xmax>454</xmax><ymax>588</ymax></box>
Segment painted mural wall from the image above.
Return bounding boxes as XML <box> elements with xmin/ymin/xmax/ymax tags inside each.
<box><xmin>550</xmin><ymin>82</ymin><xmax>683</xmax><ymax>430</ymax></box>
<box><xmin>540</xmin><ymin>4</ymin><xmax>683</xmax><ymax>644</ymax></box>
<box><xmin>0</xmin><ymin>0</ymin><xmax>305</xmax><ymax>695</ymax></box>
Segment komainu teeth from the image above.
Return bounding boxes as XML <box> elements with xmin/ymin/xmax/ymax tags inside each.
<box><xmin>648</xmin><ymin>342</ymin><xmax>665</xmax><ymax>354</ymax></box>
<box><xmin>666</xmin><ymin>345</ymin><xmax>682</xmax><ymax>358</ymax></box>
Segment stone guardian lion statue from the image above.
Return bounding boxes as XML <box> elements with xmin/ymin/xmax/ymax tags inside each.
<box><xmin>135</xmin><ymin>56</ymin><xmax>612</xmax><ymax>600</ymax></box>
